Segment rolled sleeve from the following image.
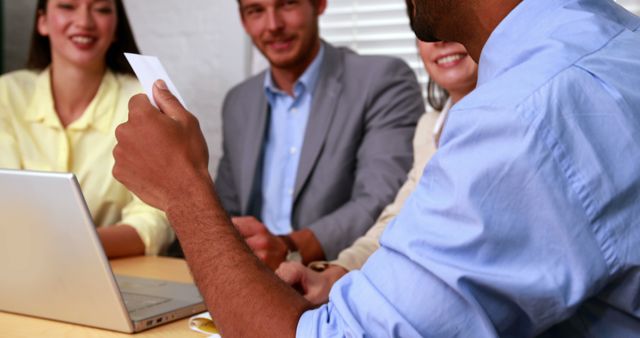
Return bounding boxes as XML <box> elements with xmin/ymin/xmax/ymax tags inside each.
<box><xmin>121</xmin><ymin>196</ymin><xmax>174</xmax><ymax>255</ymax></box>
<box><xmin>0</xmin><ymin>112</ymin><xmax>20</xmax><ymax>169</ymax></box>
<box><xmin>296</xmin><ymin>305</ymin><xmax>341</xmax><ymax>338</ymax></box>
<box><xmin>298</xmin><ymin>250</ymin><xmax>491</xmax><ymax>337</ymax></box>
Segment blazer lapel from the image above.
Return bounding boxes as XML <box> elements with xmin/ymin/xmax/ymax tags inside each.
<box><xmin>239</xmin><ymin>74</ymin><xmax>270</xmax><ymax>214</ymax></box>
<box><xmin>293</xmin><ymin>43</ymin><xmax>344</xmax><ymax>201</ymax></box>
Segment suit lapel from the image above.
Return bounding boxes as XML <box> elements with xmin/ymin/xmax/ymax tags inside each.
<box><xmin>239</xmin><ymin>74</ymin><xmax>269</xmax><ymax>214</ymax></box>
<box><xmin>293</xmin><ymin>43</ymin><xmax>344</xmax><ymax>201</ymax></box>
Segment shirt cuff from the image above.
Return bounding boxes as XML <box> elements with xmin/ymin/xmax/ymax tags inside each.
<box><xmin>297</xmin><ymin>308</ymin><xmax>320</xmax><ymax>337</ymax></box>
<box><xmin>296</xmin><ymin>304</ymin><xmax>344</xmax><ymax>337</ymax></box>
<box><xmin>121</xmin><ymin>203</ymin><xmax>173</xmax><ymax>255</ymax></box>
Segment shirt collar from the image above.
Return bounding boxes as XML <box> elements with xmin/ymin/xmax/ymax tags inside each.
<box><xmin>264</xmin><ymin>43</ymin><xmax>325</xmax><ymax>100</ymax></box>
<box><xmin>24</xmin><ymin>69</ymin><xmax>56</xmax><ymax>125</ymax></box>
<box><xmin>25</xmin><ymin>68</ymin><xmax>118</xmax><ymax>133</ymax></box>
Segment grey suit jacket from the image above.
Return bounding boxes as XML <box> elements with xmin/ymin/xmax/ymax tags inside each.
<box><xmin>215</xmin><ymin>42</ymin><xmax>424</xmax><ymax>259</ymax></box>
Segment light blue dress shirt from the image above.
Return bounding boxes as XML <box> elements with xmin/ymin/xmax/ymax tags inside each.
<box><xmin>261</xmin><ymin>47</ymin><xmax>325</xmax><ymax>235</ymax></box>
<box><xmin>297</xmin><ymin>0</ymin><xmax>640</xmax><ymax>336</ymax></box>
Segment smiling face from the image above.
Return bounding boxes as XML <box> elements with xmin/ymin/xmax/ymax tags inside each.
<box><xmin>37</xmin><ymin>0</ymin><xmax>118</xmax><ymax>71</ymax></box>
<box><xmin>419</xmin><ymin>40</ymin><xmax>477</xmax><ymax>98</ymax></box>
<box><xmin>239</xmin><ymin>0</ymin><xmax>326</xmax><ymax>72</ymax></box>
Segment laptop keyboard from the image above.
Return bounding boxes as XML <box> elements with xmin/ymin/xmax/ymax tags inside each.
<box><xmin>121</xmin><ymin>292</ymin><xmax>171</xmax><ymax>312</ymax></box>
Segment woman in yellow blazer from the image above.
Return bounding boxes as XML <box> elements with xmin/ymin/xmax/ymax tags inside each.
<box><xmin>0</xmin><ymin>0</ymin><xmax>172</xmax><ymax>257</ymax></box>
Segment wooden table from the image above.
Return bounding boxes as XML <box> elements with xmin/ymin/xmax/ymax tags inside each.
<box><xmin>0</xmin><ymin>256</ymin><xmax>206</xmax><ymax>337</ymax></box>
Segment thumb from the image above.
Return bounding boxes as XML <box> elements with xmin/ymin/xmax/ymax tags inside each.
<box><xmin>275</xmin><ymin>262</ymin><xmax>303</xmax><ymax>285</ymax></box>
<box><xmin>152</xmin><ymin>79</ymin><xmax>189</xmax><ymax>121</ymax></box>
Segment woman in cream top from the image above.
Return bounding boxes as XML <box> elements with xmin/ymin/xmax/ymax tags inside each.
<box><xmin>276</xmin><ymin>40</ymin><xmax>479</xmax><ymax>304</ymax></box>
<box><xmin>0</xmin><ymin>0</ymin><xmax>172</xmax><ymax>256</ymax></box>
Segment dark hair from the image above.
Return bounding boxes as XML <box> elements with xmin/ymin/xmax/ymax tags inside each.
<box><xmin>426</xmin><ymin>77</ymin><xmax>450</xmax><ymax>112</ymax></box>
<box><xmin>26</xmin><ymin>0</ymin><xmax>139</xmax><ymax>75</ymax></box>
<box><xmin>237</xmin><ymin>0</ymin><xmax>319</xmax><ymax>6</ymax></box>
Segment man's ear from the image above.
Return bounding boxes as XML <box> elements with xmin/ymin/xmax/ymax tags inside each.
<box><xmin>316</xmin><ymin>0</ymin><xmax>328</xmax><ymax>16</ymax></box>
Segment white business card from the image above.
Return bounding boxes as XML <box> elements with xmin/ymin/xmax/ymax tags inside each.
<box><xmin>124</xmin><ymin>53</ymin><xmax>187</xmax><ymax>110</ymax></box>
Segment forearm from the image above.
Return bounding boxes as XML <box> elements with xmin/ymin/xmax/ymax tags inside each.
<box><xmin>167</xmin><ymin>179</ymin><xmax>312</xmax><ymax>337</ymax></box>
<box><xmin>290</xmin><ymin>228</ymin><xmax>325</xmax><ymax>264</ymax></box>
<box><xmin>121</xmin><ymin>198</ymin><xmax>173</xmax><ymax>255</ymax></box>
<box><xmin>98</xmin><ymin>225</ymin><xmax>145</xmax><ymax>259</ymax></box>
<box><xmin>112</xmin><ymin>85</ymin><xmax>312</xmax><ymax>336</ymax></box>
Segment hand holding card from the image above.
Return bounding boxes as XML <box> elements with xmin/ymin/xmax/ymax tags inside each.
<box><xmin>124</xmin><ymin>53</ymin><xmax>188</xmax><ymax>110</ymax></box>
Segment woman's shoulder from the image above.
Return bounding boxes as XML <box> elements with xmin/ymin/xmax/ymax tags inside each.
<box><xmin>0</xmin><ymin>69</ymin><xmax>40</xmax><ymax>93</ymax></box>
<box><xmin>108</xmin><ymin>72</ymin><xmax>142</xmax><ymax>123</ymax></box>
<box><xmin>113</xmin><ymin>72</ymin><xmax>142</xmax><ymax>97</ymax></box>
<box><xmin>0</xmin><ymin>69</ymin><xmax>44</xmax><ymax>112</ymax></box>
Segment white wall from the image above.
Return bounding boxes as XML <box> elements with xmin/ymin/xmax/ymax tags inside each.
<box><xmin>123</xmin><ymin>0</ymin><xmax>250</xmax><ymax>174</ymax></box>
<box><xmin>3</xmin><ymin>0</ymin><xmax>639</xmax><ymax>170</ymax></box>
<box><xmin>618</xmin><ymin>0</ymin><xmax>640</xmax><ymax>14</ymax></box>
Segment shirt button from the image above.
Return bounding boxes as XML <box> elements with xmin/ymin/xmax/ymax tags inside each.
<box><xmin>288</xmin><ymin>188</ymin><xmax>294</xmax><ymax>196</ymax></box>
<box><xmin>290</xmin><ymin>107</ymin><xmax>298</xmax><ymax>114</ymax></box>
<box><xmin>289</xmin><ymin>147</ymin><xmax>297</xmax><ymax>155</ymax></box>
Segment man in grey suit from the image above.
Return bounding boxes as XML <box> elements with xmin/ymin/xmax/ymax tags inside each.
<box><xmin>214</xmin><ymin>0</ymin><xmax>424</xmax><ymax>269</ymax></box>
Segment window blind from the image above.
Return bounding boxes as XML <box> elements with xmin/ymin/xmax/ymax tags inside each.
<box><xmin>250</xmin><ymin>1</ymin><xmax>640</xmax><ymax>88</ymax></box>
<box><xmin>319</xmin><ymin>0</ymin><xmax>427</xmax><ymax>96</ymax></box>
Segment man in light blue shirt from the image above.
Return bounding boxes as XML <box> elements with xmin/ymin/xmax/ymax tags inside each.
<box><xmin>296</xmin><ymin>0</ymin><xmax>640</xmax><ymax>336</ymax></box>
<box><xmin>211</xmin><ymin>0</ymin><xmax>423</xmax><ymax>270</ymax></box>
<box><xmin>113</xmin><ymin>0</ymin><xmax>640</xmax><ymax>336</ymax></box>
<box><xmin>261</xmin><ymin>46</ymin><xmax>324</xmax><ymax>235</ymax></box>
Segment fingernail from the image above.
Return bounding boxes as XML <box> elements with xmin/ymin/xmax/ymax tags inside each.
<box><xmin>155</xmin><ymin>79</ymin><xmax>168</xmax><ymax>90</ymax></box>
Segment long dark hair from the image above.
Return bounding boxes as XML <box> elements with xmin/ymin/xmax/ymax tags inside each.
<box><xmin>26</xmin><ymin>0</ymin><xmax>139</xmax><ymax>75</ymax></box>
<box><xmin>427</xmin><ymin>77</ymin><xmax>450</xmax><ymax>112</ymax></box>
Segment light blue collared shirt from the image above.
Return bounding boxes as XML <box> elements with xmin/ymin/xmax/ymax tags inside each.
<box><xmin>298</xmin><ymin>0</ymin><xmax>640</xmax><ymax>336</ymax></box>
<box><xmin>261</xmin><ymin>46</ymin><xmax>325</xmax><ymax>235</ymax></box>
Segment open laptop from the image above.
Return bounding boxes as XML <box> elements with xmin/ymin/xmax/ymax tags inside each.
<box><xmin>0</xmin><ymin>169</ymin><xmax>206</xmax><ymax>332</ymax></box>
